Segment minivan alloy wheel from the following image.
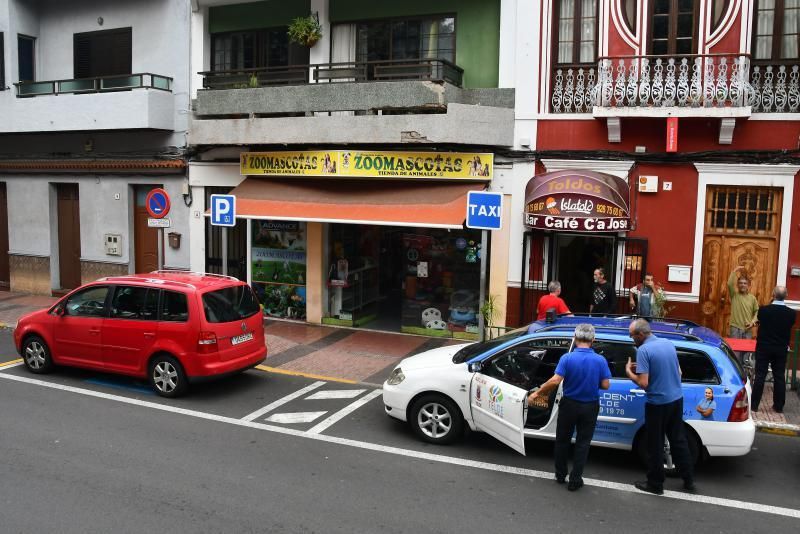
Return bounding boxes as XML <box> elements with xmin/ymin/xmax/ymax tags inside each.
<box><xmin>25</xmin><ymin>341</ymin><xmax>47</xmax><ymax>369</ymax></box>
<box><xmin>153</xmin><ymin>361</ymin><xmax>179</xmax><ymax>393</ymax></box>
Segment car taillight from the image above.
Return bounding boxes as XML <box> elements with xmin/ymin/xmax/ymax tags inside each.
<box><xmin>727</xmin><ymin>387</ymin><xmax>749</xmax><ymax>422</ymax></box>
<box><xmin>198</xmin><ymin>331</ymin><xmax>218</xmax><ymax>353</ymax></box>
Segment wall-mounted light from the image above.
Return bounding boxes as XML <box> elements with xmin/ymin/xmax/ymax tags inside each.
<box><xmin>97</xmin><ymin>17</ymin><xmax>104</xmax><ymax>26</ymax></box>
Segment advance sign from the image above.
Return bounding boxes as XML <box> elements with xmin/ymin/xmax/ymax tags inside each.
<box><xmin>466</xmin><ymin>191</ymin><xmax>503</xmax><ymax>230</ymax></box>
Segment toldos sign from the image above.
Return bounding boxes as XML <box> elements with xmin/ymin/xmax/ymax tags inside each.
<box><xmin>523</xmin><ymin>170</ymin><xmax>631</xmax><ymax>233</ymax></box>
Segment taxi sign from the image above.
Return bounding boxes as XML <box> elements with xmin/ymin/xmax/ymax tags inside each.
<box><xmin>466</xmin><ymin>191</ymin><xmax>503</xmax><ymax>230</ymax></box>
<box><xmin>145</xmin><ymin>188</ymin><xmax>170</xmax><ymax>219</ymax></box>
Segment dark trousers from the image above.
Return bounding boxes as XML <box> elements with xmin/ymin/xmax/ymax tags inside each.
<box><xmin>751</xmin><ymin>346</ymin><xmax>788</xmax><ymax>411</ymax></box>
<box><xmin>645</xmin><ymin>398</ymin><xmax>694</xmax><ymax>489</ymax></box>
<box><xmin>554</xmin><ymin>397</ymin><xmax>599</xmax><ymax>484</ymax></box>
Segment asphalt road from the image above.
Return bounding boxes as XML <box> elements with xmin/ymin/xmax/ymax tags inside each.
<box><xmin>1</xmin><ymin>330</ymin><xmax>799</xmax><ymax>533</ymax></box>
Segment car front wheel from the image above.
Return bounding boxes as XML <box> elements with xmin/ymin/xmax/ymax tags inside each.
<box><xmin>22</xmin><ymin>336</ymin><xmax>54</xmax><ymax>374</ymax></box>
<box><xmin>149</xmin><ymin>355</ymin><xmax>188</xmax><ymax>398</ymax></box>
<box><xmin>409</xmin><ymin>394</ymin><xmax>464</xmax><ymax>445</ymax></box>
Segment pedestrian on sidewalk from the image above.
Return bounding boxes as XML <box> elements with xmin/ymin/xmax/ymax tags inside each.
<box><xmin>727</xmin><ymin>267</ymin><xmax>759</xmax><ymax>340</ymax></box>
<box><xmin>589</xmin><ymin>267</ymin><xmax>616</xmax><ymax>314</ymax></box>
<box><xmin>536</xmin><ymin>281</ymin><xmax>572</xmax><ymax>321</ymax></box>
<box><xmin>625</xmin><ymin>318</ymin><xmax>695</xmax><ymax>495</ymax></box>
<box><xmin>629</xmin><ymin>273</ymin><xmax>665</xmax><ymax>317</ymax></box>
<box><xmin>528</xmin><ymin>323</ymin><xmax>610</xmax><ymax>491</ymax></box>
<box><xmin>751</xmin><ymin>286</ymin><xmax>796</xmax><ymax>413</ymax></box>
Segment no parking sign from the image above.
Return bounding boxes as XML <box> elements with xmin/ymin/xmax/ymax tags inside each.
<box><xmin>145</xmin><ymin>188</ymin><xmax>171</xmax><ymax>219</ymax></box>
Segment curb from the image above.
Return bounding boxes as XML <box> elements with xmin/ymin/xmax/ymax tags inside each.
<box><xmin>755</xmin><ymin>421</ymin><xmax>800</xmax><ymax>437</ymax></box>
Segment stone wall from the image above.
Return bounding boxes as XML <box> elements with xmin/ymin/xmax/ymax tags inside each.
<box><xmin>10</xmin><ymin>255</ymin><xmax>51</xmax><ymax>295</ymax></box>
<box><xmin>81</xmin><ymin>260</ymin><xmax>129</xmax><ymax>286</ymax></box>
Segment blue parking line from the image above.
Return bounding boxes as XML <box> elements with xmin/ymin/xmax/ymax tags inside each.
<box><xmin>84</xmin><ymin>378</ymin><xmax>155</xmax><ymax>396</ymax></box>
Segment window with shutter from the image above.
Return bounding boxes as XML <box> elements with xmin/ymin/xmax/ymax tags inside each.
<box><xmin>17</xmin><ymin>35</ymin><xmax>35</xmax><ymax>82</ymax></box>
<box><xmin>73</xmin><ymin>27</ymin><xmax>132</xmax><ymax>79</ymax></box>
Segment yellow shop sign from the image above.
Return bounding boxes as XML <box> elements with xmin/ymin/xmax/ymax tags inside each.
<box><xmin>240</xmin><ymin>150</ymin><xmax>493</xmax><ymax>180</ymax></box>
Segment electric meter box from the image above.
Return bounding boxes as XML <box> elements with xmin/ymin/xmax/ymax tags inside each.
<box><xmin>104</xmin><ymin>234</ymin><xmax>123</xmax><ymax>256</ymax></box>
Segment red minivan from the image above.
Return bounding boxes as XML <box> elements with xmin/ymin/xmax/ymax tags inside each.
<box><xmin>13</xmin><ymin>271</ymin><xmax>267</xmax><ymax>397</ymax></box>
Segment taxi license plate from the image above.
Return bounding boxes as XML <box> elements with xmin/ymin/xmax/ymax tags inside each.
<box><xmin>231</xmin><ymin>332</ymin><xmax>254</xmax><ymax>346</ymax></box>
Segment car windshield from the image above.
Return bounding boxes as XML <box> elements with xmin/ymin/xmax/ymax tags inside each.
<box><xmin>452</xmin><ymin>326</ymin><xmax>530</xmax><ymax>363</ymax></box>
<box><xmin>202</xmin><ymin>285</ymin><xmax>261</xmax><ymax>323</ymax></box>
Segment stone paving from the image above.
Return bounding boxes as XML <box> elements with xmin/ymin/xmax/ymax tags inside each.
<box><xmin>0</xmin><ymin>289</ymin><xmax>797</xmax><ymax>433</ymax></box>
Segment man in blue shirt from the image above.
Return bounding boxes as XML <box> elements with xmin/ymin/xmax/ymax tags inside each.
<box><xmin>625</xmin><ymin>318</ymin><xmax>695</xmax><ymax>495</ymax></box>
<box><xmin>528</xmin><ymin>324</ymin><xmax>610</xmax><ymax>491</ymax></box>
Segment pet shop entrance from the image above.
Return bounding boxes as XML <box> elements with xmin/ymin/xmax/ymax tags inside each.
<box><xmin>324</xmin><ymin>224</ymin><xmax>484</xmax><ymax>339</ymax></box>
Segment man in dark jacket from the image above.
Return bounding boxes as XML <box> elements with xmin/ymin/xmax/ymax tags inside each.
<box><xmin>589</xmin><ymin>267</ymin><xmax>616</xmax><ymax>314</ymax></box>
<box><xmin>752</xmin><ymin>286</ymin><xmax>796</xmax><ymax>413</ymax></box>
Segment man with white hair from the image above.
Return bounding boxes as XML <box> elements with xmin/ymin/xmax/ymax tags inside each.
<box><xmin>751</xmin><ymin>286</ymin><xmax>796</xmax><ymax>413</ymax></box>
<box><xmin>528</xmin><ymin>323</ymin><xmax>610</xmax><ymax>491</ymax></box>
<box><xmin>626</xmin><ymin>318</ymin><xmax>695</xmax><ymax>495</ymax></box>
<box><xmin>536</xmin><ymin>280</ymin><xmax>572</xmax><ymax>321</ymax></box>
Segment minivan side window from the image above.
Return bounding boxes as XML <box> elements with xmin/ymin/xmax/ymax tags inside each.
<box><xmin>160</xmin><ymin>290</ymin><xmax>189</xmax><ymax>322</ymax></box>
<box><xmin>110</xmin><ymin>286</ymin><xmax>158</xmax><ymax>320</ymax></box>
<box><xmin>64</xmin><ymin>286</ymin><xmax>109</xmax><ymax>317</ymax></box>
<box><xmin>592</xmin><ymin>341</ymin><xmax>637</xmax><ymax>378</ymax></box>
<box><xmin>677</xmin><ymin>350</ymin><xmax>720</xmax><ymax>384</ymax></box>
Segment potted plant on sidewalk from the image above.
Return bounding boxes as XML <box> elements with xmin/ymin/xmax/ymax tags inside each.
<box><xmin>288</xmin><ymin>14</ymin><xmax>323</xmax><ymax>47</ymax></box>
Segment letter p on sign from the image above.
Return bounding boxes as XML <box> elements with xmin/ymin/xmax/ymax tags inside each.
<box><xmin>210</xmin><ymin>194</ymin><xmax>236</xmax><ymax>227</ymax></box>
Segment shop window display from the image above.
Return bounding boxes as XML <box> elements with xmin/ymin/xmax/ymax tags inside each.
<box><xmin>251</xmin><ymin>220</ymin><xmax>307</xmax><ymax>319</ymax></box>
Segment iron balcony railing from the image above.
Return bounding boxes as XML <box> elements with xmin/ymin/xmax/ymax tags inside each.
<box><xmin>15</xmin><ymin>73</ymin><xmax>173</xmax><ymax>97</ymax></box>
<box><xmin>200</xmin><ymin>58</ymin><xmax>465</xmax><ymax>90</ymax></box>
<box><xmin>550</xmin><ymin>53</ymin><xmax>800</xmax><ymax>113</ymax></box>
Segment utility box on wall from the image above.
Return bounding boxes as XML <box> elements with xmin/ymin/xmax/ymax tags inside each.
<box><xmin>104</xmin><ymin>234</ymin><xmax>123</xmax><ymax>256</ymax></box>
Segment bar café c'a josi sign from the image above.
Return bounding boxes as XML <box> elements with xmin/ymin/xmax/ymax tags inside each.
<box><xmin>240</xmin><ymin>150</ymin><xmax>494</xmax><ymax>180</ymax></box>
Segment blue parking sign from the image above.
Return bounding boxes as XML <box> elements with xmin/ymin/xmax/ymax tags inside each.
<box><xmin>466</xmin><ymin>191</ymin><xmax>503</xmax><ymax>230</ymax></box>
<box><xmin>210</xmin><ymin>194</ymin><xmax>236</xmax><ymax>227</ymax></box>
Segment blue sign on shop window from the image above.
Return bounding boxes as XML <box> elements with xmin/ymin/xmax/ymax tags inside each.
<box><xmin>210</xmin><ymin>194</ymin><xmax>236</xmax><ymax>227</ymax></box>
<box><xmin>466</xmin><ymin>191</ymin><xmax>503</xmax><ymax>230</ymax></box>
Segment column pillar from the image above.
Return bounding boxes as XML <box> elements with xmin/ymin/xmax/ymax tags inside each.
<box><xmin>489</xmin><ymin>195</ymin><xmax>512</xmax><ymax>328</ymax></box>
<box><xmin>306</xmin><ymin>222</ymin><xmax>324</xmax><ymax>323</ymax></box>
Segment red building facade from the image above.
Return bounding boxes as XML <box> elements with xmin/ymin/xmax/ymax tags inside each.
<box><xmin>507</xmin><ymin>0</ymin><xmax>800</xmax><ymax>334</ymax></box>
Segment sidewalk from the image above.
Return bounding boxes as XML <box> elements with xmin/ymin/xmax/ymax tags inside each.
<box><xmin>1</xmin><ymin>290</ymin><xmax>798</xmax><ymax>435</ymax></box>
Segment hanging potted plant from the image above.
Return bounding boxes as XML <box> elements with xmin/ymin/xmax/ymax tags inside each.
<box><xmin>288</xmin><ymin>14</ymin><xmax>323</xmax><ymax>47</ymax></box>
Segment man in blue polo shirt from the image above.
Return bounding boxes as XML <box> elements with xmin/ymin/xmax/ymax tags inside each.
<box><xmin>528</xmin><ymin>324</ymin><xmax>610</xmax><ymax>491</ymax></box>
<box><xmin>625</xmin><ymin>318</ymin><xmax>695</xmax><ymax>495</ymax></box>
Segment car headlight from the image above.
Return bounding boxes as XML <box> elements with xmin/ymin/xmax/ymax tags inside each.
<box><xmin>386</xmin><ymin>367</ymin><xmax>405</xmax><ymax>385</ymax></box>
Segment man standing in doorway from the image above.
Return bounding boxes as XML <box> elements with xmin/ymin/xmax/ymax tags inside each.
<box><xmin>537</xmin><ymin>280</ymin><xmax>572</xmax><ymax>320</ymax></box>
<box><xmin>629</xmin><ymin>273</ymin><xmax>664</xmax><ymax>317</ymax></box>
<box><xmin>529</xmin><ymin>324</ymin><xmax>610</xmax><ymax>491</ymax></box>
<box><xmin>751</xmin><ymin>286</ymin><xmax>796</xmax><ymax>413</ymax></box>
<box><xmin>590</xmin><ymin>267</ymin><xmax>616</xmax><ymax>314</ymax></box>
<box><xmin>727</xmin><ymin>266</ymin><xmax>759</xmax><ymax>341</ymax></box>
<box><xmin>625</xmin><ymin>318</ymin><xmax>695</xmax><ymax>495</ymax></box>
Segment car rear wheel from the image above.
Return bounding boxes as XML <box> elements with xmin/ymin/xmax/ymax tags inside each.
<box><xmin>409</xmin><ymin>394</ymin><xmax>463</xmax><ymax>445</ymax></box>
<box><xmin>636</xmin><ymin>426</ymin><xmax>701</xmax><ymax>477</ymax></box>
<box><xmin>22</xmin><ymin>336</ymin><xmax>54</xmax><ymax>374</ymax></box>
<box><xmin>149</xmin><ymin>355</ymin><xmax>188</xmax><ymax>398</ymax></box>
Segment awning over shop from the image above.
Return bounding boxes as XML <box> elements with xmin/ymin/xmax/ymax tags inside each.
<box><xmin>228</xmin><ymin>177</ymin><xmax>485</xmax><ymax>229</ymax></box>
<box><xmin>523</xmin><ymin>169</ymin><xmax>631</xmax><ymax>232</ymax></box>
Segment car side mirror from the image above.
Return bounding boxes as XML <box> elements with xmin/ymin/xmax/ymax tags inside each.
<box><xmin>468</xmin><ymin>362</ymin><xmax>482</xmax><ymax>373</ymax></box>
<box><xmin>53</xmin><ymin>305</ymin><xmax>65</xmax><ymax>317</ymax></box>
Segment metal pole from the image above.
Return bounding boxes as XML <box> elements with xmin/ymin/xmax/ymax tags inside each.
<box><xmin>221</xmin><ymin>226</ymin><xmax>228</xmax><ymax>276</ymax></box>
<box><xmin>157</xmin><ymin>228</ymin><xmax>164</xmax><ymax>270</ymax></box>
<box><xmin>478</xmin><ymin>229</ymin><xmax>488</xmax><ymax>341</ymax></box>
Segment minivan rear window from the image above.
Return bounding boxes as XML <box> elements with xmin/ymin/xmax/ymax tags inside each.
<box><xmin>202</xmin><ymin>285</ymin><xmax>260</xmax><ymax>323</ymax></box>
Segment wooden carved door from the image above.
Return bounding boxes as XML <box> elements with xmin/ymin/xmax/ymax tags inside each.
<box><xmin>134</xmin><ymin>185</ymin><xmax>160</xmax><ymax>273</ymax></box>
<box><xmin>57</xmin><ymin>183</ymin><xmax>82</xmax><ymax>290</ymax></box>
<box><xmin>699</xmin><ymin>187</ymin><xmax>781</xmax><ymax>334</ymax></box>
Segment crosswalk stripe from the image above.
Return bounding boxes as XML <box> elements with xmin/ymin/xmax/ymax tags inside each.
<box><xmin>240</xmin><ymin>381</ymin><xmax>325</xmax><ymax>422</ymax></box>
<box><xmin>306</xmin><ymin>390</ymin><xmax>383</xmax><ymax>435</ymax></box>
<box><xmin>306</xmin><ymin>389</ymin><xmax>366</xmax><ymax>400</ymax></box>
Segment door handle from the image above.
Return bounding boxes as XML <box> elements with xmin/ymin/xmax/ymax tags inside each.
<box><xmin>629</xmin><ymin>389</ymin><xmax>646</xmax><ymax>395</ymax></box>
<box><xmin>143</xmin><ymin>332</ymin><xmax>155</xmax><ymax>339</ymax></box>
<box><xmin>89</xmin><ymin>328</ymin><xmax>100</xmax><ymax>335</ymax></box>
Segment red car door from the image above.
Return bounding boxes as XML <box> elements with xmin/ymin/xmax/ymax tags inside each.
<box><xmin>53</xmin><ymin>285</ymin><xmax>110</xmax><ymax>367</ymax></box>
<box><xmin>102</xmin><ymin>285</ymin><xmax>160</xmax><ymax>374</ymax></box>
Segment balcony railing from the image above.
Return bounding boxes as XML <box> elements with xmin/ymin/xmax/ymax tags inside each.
<box><xmin>550</xmin><ymin>54</ymin><xmax>800</xmax><ymax>114</ymax></box>
<box><xmin>200</xmin><ymin>58</ymin><xmax>464</xmax><ymax>90</ymax></box>
<box><xmin>15</xmin><ymin>73</ymin><xmax>173</xmax><ymax>97</ymax></box>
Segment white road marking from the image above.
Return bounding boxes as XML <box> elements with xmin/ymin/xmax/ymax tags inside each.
<box><xmin>306</xmin><ymin>389</ymin><xmax>366</xmax><ymax>400</ymax></box>
<box><xmin>265</xmin><ymin>411</ymin><xmax>328</xmax><ymax>424</ymax></box>
<box><xmin>306</xmin><ymin>390</ymin><xmax>383</xmax><ymax>435</ymax></box>
<box><xmin>241</xmin><ymin>381</ymin><xmax>325</xmax><ymax>421</ymax></box>
<box><xmin>1</xmin><ymin>371</ymin><xmax>798</xmax><ymax>520</ymax></box>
